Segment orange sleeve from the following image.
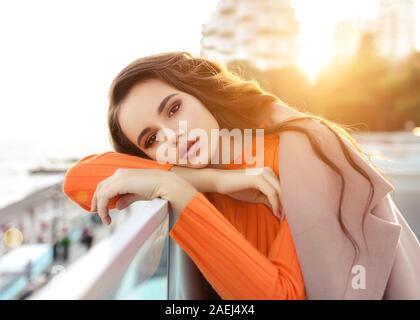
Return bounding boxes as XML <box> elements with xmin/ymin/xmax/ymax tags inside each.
<box><xmin>62</xmin><ymin>152</ymin><xmax>173</xmax><ymax>212</ymax></box>
<box><xmin>169</xmin><ymin>192</ymin><xmax>307</xmax><ymax>300</ymax></box>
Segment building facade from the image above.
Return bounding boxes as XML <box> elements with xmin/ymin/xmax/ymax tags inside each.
<box><xmin>377</xmin><ymin>0</ymin><xmax>416</xmax><ymax>60</ymax></box>
<box><xmin>333</xmin><ymin>19</ymin><xmax>377</xmax><ymax>61</ymax></box>
<box><xmin>333</xmin><ymin>0</ymin><xmax>416</xmax><ymax>62</ymax></box>
<box><xmin>200</xmin><ymin>0</ymin><xmax>299</xmax><ymax>70</ymax></box>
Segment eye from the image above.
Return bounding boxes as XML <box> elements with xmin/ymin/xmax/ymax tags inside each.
<box><xmin>144</xmin><ymin>132</ymin><xmax>157</xmax><ymax>149</ymax></box>
<box><xmin>168</xmin><ymin>102</ymin><xmax>181</xmax><ymax>117</ymax></box>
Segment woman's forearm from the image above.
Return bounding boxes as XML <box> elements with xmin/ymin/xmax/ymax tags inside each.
<box><xmin>63</xmin><ymin>151</ymin><xmax>281</xmax><ymax>216</ymax></box>
<box><xmin>170</xmin><ymin>166</ymin><xmax>219</xmax><ymax>193</ymax></box>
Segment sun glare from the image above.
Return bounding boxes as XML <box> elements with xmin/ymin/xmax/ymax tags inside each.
<box><xmin>292</xmin><ymin>0</ymin><xmax>382</xmax><ymax>81</ymax></box>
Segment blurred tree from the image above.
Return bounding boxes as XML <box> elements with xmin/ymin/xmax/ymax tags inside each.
<box><xmin>310</xmin><ymin>32</ymin><xmax>412</xmax><ymax>131</ymax></box>
<box><xmin>263</xmin><ymin>66</ymin><xmax>311</xmax><ymax>112</ymax></box>
<box><xmin>227</xmin><ymin>60</ymin><xmax>311</xmax><ymax>112</ymax></box>
<box><xmin>226</xmin><ymin>38</ymin><xmax>420</xmax><ymax>131</ymax></box>
<box><xmin>387</xmin><ymin>52</ymin><xmax>420</xmax><ymax>125</ymax></box>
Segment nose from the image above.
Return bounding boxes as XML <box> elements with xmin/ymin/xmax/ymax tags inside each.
<box><xmin>158</xmin><ymin>125</ymin><xmax>186</xmax><ymax>148</ymax></box>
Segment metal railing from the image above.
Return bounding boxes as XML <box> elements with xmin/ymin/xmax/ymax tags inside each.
<box><xmin>31</xmin><ymin>198</ymin><xmax>213</xmax><ymax>300</ymax></box>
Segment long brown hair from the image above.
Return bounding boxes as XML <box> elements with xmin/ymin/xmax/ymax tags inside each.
<box><xmin>107</xmin><ymin>51</ymin><xmax>390</xmax><ymax>266</ymax></box>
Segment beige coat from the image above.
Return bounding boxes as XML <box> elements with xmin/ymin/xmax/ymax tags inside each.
<box><xmin>275</xmin><ymin>104</ymin><xmax>420</xmax><ymax>299</ymax></box>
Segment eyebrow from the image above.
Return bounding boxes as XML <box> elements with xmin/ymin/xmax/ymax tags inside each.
<box><xmin>136</xmin><ymin>93</ymin><xmax>179</xmax><ymax>147</ymax></box>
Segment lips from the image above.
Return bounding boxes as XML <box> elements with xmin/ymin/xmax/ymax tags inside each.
<box><xmin>180</xmin><ymin>136</ymin><xmax>200</xmax><ymax>159</ymax></box>
<box><xmin>187</xmin><ymin>137</ymin><xmax>199</xmax><ymax>152</ymax></box>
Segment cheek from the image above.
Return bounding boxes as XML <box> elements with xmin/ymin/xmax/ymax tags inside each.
<box><xmin>183</xmin><ymin>105</ymin><xmax>217</xmax><ymax>132</ymax></box>
<box><xmin>145</xmin><ymin>149</ymin><xmax>157</xmax><ymax>160</ymax></box>
<box><xmin>180</xmin><ymin>105</ymin><xmax>200</xmax><ymax>125</ymax></box>
<box><xmin>146</xmin><ymin>144</ymin><xmax>177</xmax><ymax>164</ymax></box>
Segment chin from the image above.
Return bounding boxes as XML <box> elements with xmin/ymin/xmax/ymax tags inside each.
<box><xmin>182</xmin><ymin>155</ymin><xmax>211</xmax><ymax>168</ymax></box>
<box><xmin>177</xmin><ymin>146</ymin><xmax>216</xmax><ymax>169</ymax></box>
<box><xmin>185</xmin><ymin>162</ymin><xmax>209</xmax><ymax>169</ymax></box>
<box><xmin>172</xmin><ymin>161</ymin><xmax>208</xmax><ymax>169</ymax></box>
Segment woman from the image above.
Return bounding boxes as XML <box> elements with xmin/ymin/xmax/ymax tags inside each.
<box><xmin>63</xmin><ymin>51</ymin><xmax>420</xmax><ymax>300</ymax></box>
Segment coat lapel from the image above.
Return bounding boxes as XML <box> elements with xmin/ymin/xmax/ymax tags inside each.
<box><xmin>274</xmin><ymin>104</ymin><xmax>401</xmax><ymax>299</ymax></box>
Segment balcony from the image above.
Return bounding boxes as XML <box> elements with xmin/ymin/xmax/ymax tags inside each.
<box><xmin>29</xmin><ymin>197</ymin><xmax>217</xmax><ymax>299</ymax></box>
<box><xmin>3</xmin><ymin>131</ymin><xmax>420</xmax><ymax>299</ymax></box>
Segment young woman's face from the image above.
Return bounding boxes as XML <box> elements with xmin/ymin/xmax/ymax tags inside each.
<box><xmin>118</xmin><ymin>78</ymin><xmax>220</xmax><ymax>168</ymax></box>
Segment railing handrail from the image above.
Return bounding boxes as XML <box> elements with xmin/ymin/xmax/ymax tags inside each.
<box><xmin>31</xmin><ymin>198</ymin><xmax>169</xmax><ymax>300</ymax></box>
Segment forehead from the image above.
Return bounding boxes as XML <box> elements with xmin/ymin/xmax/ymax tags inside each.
<box><xmin>118</xmin><ymin>78</ymin><xmax>176</xmax><ymax>142</ymax></box>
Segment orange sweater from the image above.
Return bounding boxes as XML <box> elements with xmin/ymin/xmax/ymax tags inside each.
<box><xmin>63</xmin><ymin>134</ymin><xmax>306</xmax><ymax>300</ymax></box>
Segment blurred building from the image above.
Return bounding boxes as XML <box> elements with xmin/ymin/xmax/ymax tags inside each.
<box><xmin>333</xmin><ymin>0</ymin><xmax>416</xmax><ymax>62</ymax></box>
<box><xmin>377</xmin><ymin>0</ymin><xmax>416</xmax><ymax>60</ymax></box>
<box><xmin>333</xmin><ymin>19</ymin><xmax>377</xmax><ymax>62</ymax></box>
<box><xmin>200</xmin><ymin>0</ymin><xmax>299</xmax><ymax>70</ymax></box>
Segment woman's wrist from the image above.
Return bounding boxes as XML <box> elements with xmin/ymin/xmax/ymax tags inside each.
<box><xmin>170</xmin><ymin>166</ymin><xmax>220</xmax><ymax>193</ymax></box>
<box><xmin>159</xmin><ymin>171</ymin><xmax>199</xmax><ymax>216</ymax></box>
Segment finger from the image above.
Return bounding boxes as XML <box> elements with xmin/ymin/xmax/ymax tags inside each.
<box><xmin>258</xmin><ymin>191</ymin><xmax>284</xmax><ymax>222</ymax></box>
<box><xmin>97</xmin><ymin>190</ymin><xmax>112</xmax><ymax>225</ymax></box>
<box><xmin>91</xmin><ymin>187</ymin><xmax>98</xmax><ymax>213</ymax></box>
<box><xmin>116</xmin><ymin>193</ymin><xmax>143</xmax><ymax>210</ymax></box>
<box><xmin>262</xmin><ymin>169</ymin><xmax>282</xmax><ymax>202</ymax></box>
<box><xmin>279</xmin><ymin>206</ymin><xmax>286</xmax><ymax>222</ymax></box>
<box><xmin>256</xmin><ymin>179</ymin><xmax>280</xmax><ymax>219</ymax></box>
<box><xmin>262</xmin><ymin>169</ymin><xmax>284</xmax><ymax>218</ymax></box>
<box><xmin>99</xmin><ymin>180</ymin><xmax>130</xmax><ymax>223</ymax></box>
<box><xmin>262</xmin><ymin>168</ymin><xmax>282</xmax><ymax>199</ymax></box>
<box><xmin>253</xmin><ymin>191</ymin><xmax>271</xmax><ymax>208</ymax></box>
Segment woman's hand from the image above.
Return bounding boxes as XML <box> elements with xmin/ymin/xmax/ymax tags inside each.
<box><xmin>172</xmin><ymin>166</ymin><xmax>284</xmax><ymax>221</ymax></box>
<box><xmin>215</xmin><ymin>167</ymin><xmax>284</xmax><ymax>221</ymax></box>
<box><xmin>90</xmin><ymin>168</ymin><xmax>197</xmax><ymax>225</ymax></box>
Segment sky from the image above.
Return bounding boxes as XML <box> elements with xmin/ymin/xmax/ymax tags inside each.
<box><xmin>0</xmin><ymin>0</ymin><xmax>419</xmax><ymax>157</ymax></box>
